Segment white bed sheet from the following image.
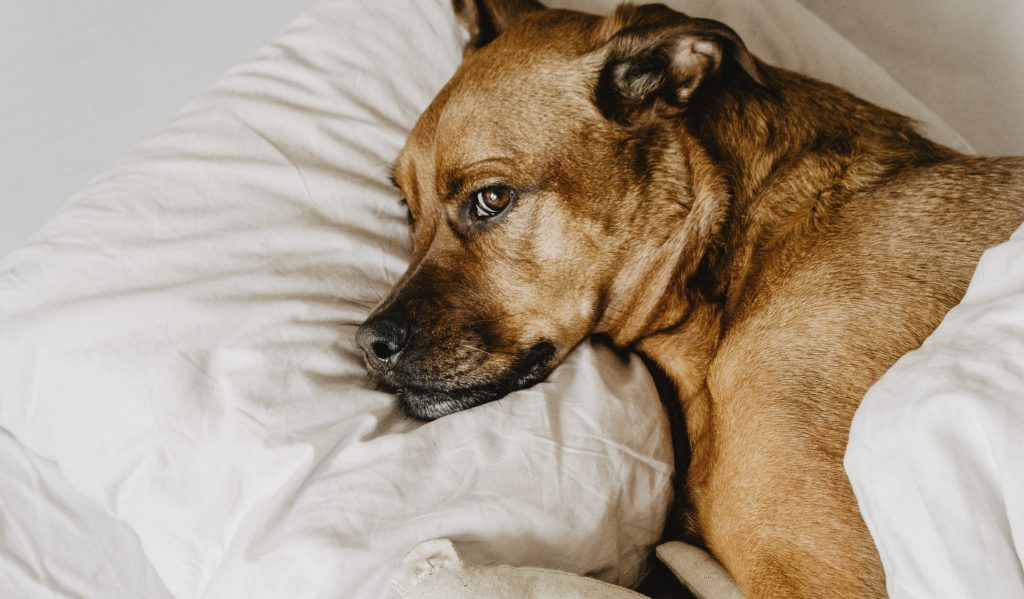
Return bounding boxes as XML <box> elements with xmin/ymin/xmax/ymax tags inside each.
<box><xmin>846</xmin><ymin>222</ymin><xmax>1024</xmax><ymax>598</ymax></box>
<box><xmin>0</xmin><ymin>429</ymin><xmax>173</xmax><ymax>599</ymax></box>
<box><xmin>0</xmin><ymin>4</ymin><xmax>317</xmax><ymax>595</ymax></box>
<box><xmin>0</xmin><ymin>2</ymin><xmax>674</xmax><ymax>598</ymax></box>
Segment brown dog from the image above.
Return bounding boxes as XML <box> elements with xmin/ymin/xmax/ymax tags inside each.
<box><xmin>356</xmin><ymin>1</ymin><xmax>1024</xmax><ymax>596</ymax></box>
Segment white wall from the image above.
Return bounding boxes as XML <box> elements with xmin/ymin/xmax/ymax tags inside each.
<box><xmin>797</xmin><ymin>0</ymin><xmax>1024</xmax><ymax>157</ymax></box>
<box><xmin>0</xmin><ymin>0</ymin><xmax>321</xmax><ymax>257</ymax></box>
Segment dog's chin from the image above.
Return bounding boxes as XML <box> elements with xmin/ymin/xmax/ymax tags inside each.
<box><xmin>391</xmin><ymin>341</ymin><xmax>557</xmax><ymax>421</ymax></box>
<box><xmin>397</xmin><ymin>386</ymin><xmax>506</xmax><ymax>421</ymax></box>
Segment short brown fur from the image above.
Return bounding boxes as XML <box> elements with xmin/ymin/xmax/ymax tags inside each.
<box><xmin>359</xmin><ymin>2</ymin><xmax>1024</xmax><ymax>596</ymax></box>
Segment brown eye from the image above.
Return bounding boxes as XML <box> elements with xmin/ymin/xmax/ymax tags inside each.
<box><xmin>472</xmin><ymin>186</ymin><xmax>516</xmax><ymax>219</ymax></box>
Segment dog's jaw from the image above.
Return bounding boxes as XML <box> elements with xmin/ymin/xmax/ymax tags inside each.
<box><xmin>389</xmin><ymin>341</ymin><xmax>558</xmax><ymax>421</ymax></box>
<box><xmin>398</xmin><ymin>387</ymin><xmax>499</xmax><ymax>421</ymax></box>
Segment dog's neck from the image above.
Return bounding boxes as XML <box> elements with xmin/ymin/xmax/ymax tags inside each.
<box><xmin>691</xmin><ymin>64</ymin><xmax>956</xmax><ymax>316</ymax></box>
<box><xmin>693</xmin><ymin>63</ymin><xmax>956</xmax><ymax>201</ymax></box>
<box><xmin>634</xmin><ymin>64</ymin><xmax>957</xmax><ymax>458</ymax></box>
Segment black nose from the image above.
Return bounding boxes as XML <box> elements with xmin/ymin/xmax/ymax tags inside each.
<box><xmin>356</xmin><ymin>318</ymin><xmax>409</xmax><ymax>368</ymax></box>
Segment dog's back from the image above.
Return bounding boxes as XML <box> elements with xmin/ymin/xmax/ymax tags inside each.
<box><xmin>704</xmin><ymin>145</ymin><xmax>1024</xmax><ymax>596</ymax></box>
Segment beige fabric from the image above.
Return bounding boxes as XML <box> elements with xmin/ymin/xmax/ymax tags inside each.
<box><xmin>656</xmin><ymin>542</ymin><xmax>745</xmax><ymax>599</ymax></box>
<box><xmin>389</xmin><ymin>538</ymin><xmax>747</xmax><ymax>599</ymax></box>
<box><xmin>390</xmin><ymin>539</ymin><xmax>649</xmax><ymax>599</ymax></box>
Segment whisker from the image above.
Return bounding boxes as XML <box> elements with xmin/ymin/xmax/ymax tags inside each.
<box><xmin>460</xmin><ymin>313</ymin><xmax>524</xmax><ymax>329</ymax></box>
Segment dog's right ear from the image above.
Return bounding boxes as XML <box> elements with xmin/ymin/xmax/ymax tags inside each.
<box><xmin>452</xmin><ymin>0</ymin><xmax>545</xmax><ymax>52</ymax></box>
<box><xmin>595</xmin><ymin>4</ymin><xmax>762</xmax><ymax>124</ymax></box>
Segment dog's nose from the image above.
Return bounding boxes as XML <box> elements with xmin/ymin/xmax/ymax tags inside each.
<box><xmin>356</xmin><ymin>317</ymin><xmax>409</xmax><ymax>368</ymax></box>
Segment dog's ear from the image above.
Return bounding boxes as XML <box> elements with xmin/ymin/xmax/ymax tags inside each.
<box><xmin>595</xmin><ymin>4</ymin><xmax>762</xmax><ymax>124</ymax></box>
<box><xmin>452</xmin><ymin>0</ymin><xmax>545</xmax><ymax>51</ymax></box>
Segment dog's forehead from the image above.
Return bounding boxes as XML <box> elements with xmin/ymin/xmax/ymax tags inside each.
<box><xmin>396</xmin><ymin>11</ymin><xmax>605</xmax><ymax>196</ymax></box>
<box><xmin>441</xmin><ymin>60</ymin><xmax>595</xmax><ymax>154</ymax></box>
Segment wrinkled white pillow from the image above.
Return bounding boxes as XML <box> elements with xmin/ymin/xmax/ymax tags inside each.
<box><xmin>846</xmin><ymin>222</ymin><xmax>1024</xmax><ymax>598</ymax></box>
<box><xmin>0</xmin><ymin>1</ymin><xmax>674</xmax><ymax>598</ymax></box>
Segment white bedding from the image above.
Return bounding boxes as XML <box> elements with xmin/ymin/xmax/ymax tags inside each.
<box><xmin>846</xmin><ymin>223</ymin><xmax>1024</xmax><ymax>598</ymax></box>
<box><xmin>0</xmin><ymin>429</ymin><xmax>173</xmax><ymax>599</ymax></box>
<box><xmin>0</xmin><ymin>1</ymin><xmax>1020</xmax><ymax>599</ymax></box>
<box><xmin>0</xmin><ymin>2</ymin><xmax>676</xmax><ymax>598</ymax></box>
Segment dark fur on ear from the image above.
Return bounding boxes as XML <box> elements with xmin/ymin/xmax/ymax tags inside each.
<box><xmin>452</xmin><ymin>0</ymin><xmax>545</xmax><ymax>51</ymax></box>
<box><xmin>595</xmin><ymin>3</ymin><xmax>762</xmax><ymax>124</ymax></box>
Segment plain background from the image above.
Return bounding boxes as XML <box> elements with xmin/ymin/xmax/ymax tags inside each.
<box><xmin>0</xmin><ymin>0</ymin><xmax>321</xmax><ymax>258</ymax></box>
<box><xmin>798</xmin><ymin>0</ymin><xmax>1024</xmax><ymax>158</ymax></box>
<box><xmin>1</xmin><ymin>0</ymin><xmax>1022</xmax><ymax>258</ymax></box>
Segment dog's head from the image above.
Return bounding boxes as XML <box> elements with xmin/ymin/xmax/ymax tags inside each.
<box><xmin>357</xmin><ymin>0</ymin><xmax>762</xmax><ymax>420</ymax></box>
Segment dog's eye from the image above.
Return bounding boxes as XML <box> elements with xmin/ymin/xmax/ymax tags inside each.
<box><xmin>472</xmin><ymin>186</ymin><xmax>516</xmax><ymax>219</ymax></box>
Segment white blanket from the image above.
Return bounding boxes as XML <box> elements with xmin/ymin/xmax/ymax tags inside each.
<box><xmin>0</xmin><ymin>429</ymin><xmax>173</xmax><ymax>598</ymax></box>
<box><xmin>846</xmin><ymin>223</ymin><xmax>1024</xmax><ymax>598</ymax></box>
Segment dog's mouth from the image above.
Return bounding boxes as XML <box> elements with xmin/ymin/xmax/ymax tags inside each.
<box><xmin>375</xmin><ymin>341</ymin><xmax>557</xmax><ymax>421</ymax></box>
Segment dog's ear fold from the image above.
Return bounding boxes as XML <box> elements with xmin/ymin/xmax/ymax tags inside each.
<box><xmin>452</xmin><ymin>0</ymin><xmax>545</xmax><ymax>52</ymax></box>
<box><xmin>595</xmin><ymin>5</ymin><xmax>762</xmax><ymax>124</ymax></box>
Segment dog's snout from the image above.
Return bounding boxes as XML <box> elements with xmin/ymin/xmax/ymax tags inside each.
<box><xmin>356</xmin><ymin>317</ymin><xmax>409</xmax><ymax>368</ymax></box>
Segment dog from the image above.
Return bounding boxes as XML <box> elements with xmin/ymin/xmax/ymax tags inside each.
<box><xmin>356</xmin><ymin>1</ymin><xmax>1024</xmax><ymax>596</ymax></box>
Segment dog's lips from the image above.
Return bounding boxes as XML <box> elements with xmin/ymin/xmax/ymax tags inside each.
<box><xmin>378</xmin><ymin>341</ymin><xmax>558</xmax><ymax>421</ymax></box>
<box><xmin>397</xmin><ymin>385</ymin><xmax>508</xmax><ymax>421</ymax></box>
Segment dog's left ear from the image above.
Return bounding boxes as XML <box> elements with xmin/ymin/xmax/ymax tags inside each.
<box><xmin>596</xmin><ymin>5</ymin><xmax>762</xmax><ymax>124</ymax></box>
<box><xmin>452</xmin><ymin>0</ymin><xmax>545</xmax><ymax>52</ymax></box>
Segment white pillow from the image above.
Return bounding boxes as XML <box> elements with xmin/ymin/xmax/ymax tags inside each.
<box><xmin>846</xmin><ymin>222</ymin><xmax>1024</xmax><ymax>598</ymax></box>
<box><xmin>0</xmin><ymin>1</ymin><xmax>674</xmax><ymax>598</ymax></box>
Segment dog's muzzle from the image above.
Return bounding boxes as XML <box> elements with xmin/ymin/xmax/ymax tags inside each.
<box><xmin>356</xmin><ymin>313</ymin><xmax>558</xmax><ymax>421</ymax></box>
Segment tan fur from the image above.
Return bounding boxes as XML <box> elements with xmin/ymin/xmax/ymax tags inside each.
<box><xmin>366</xmin><ymin>1</ymin><xmax>1024</xmax><ymax>596</ymax></box>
